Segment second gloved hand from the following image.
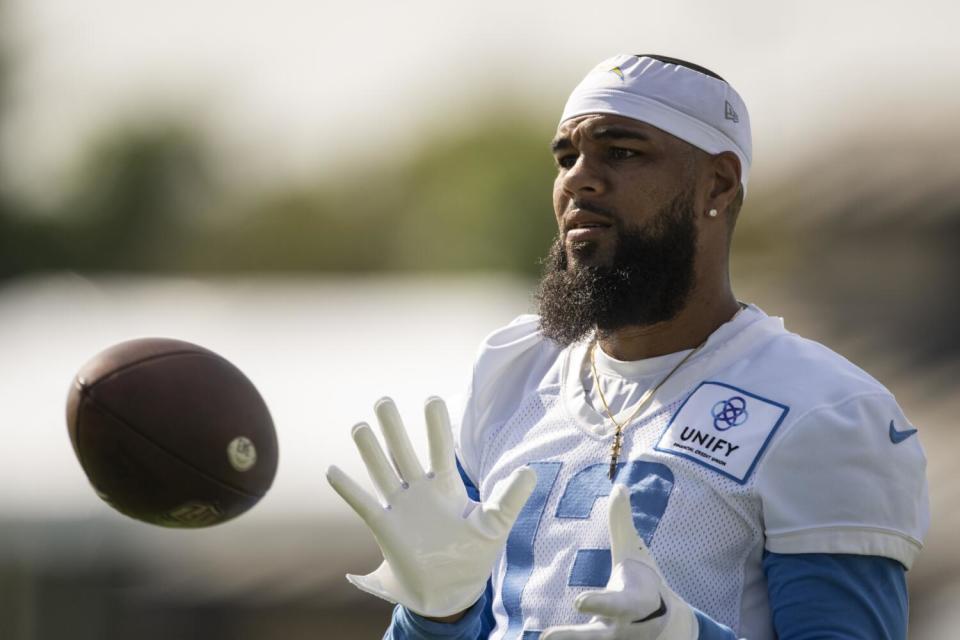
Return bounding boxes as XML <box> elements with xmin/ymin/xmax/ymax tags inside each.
<box><xmin>541</xmin><ymin>484</ymin><xmax>699</xmax><ymax>640</ymax></box>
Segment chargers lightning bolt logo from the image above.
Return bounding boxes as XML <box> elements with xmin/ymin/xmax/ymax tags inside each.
<box><xmin>609</xmin><ymin>66</ymin><xmax>625</xmax><ymax>81</ymax></box>
<box><xmin>889</xmin><ymin>420</ymin><xmax>918</xmax><ymax>444</ymax></box>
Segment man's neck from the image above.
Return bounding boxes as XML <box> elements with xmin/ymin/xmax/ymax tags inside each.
<box><xmin>597</xmin><ymin>289</ymin><xmax>741</xmax><ymax>361</ymax></box>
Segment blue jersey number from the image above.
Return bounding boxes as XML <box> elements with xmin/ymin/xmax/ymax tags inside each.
<box><xmin>500</xmin><ymin>461</ymin><xmax>675</xmax><ymax>639</ymax></box>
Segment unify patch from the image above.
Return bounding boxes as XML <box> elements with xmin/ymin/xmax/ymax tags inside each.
<box><xmin>655</xmin><ymin>381</ymin><xmax>789</xmax><ymax>484</ymax></box>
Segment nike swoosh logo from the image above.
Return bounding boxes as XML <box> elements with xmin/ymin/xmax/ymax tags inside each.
<box><xmin>889</xmin><ymin>420</ymin><xmax>918</xmax><ymax>444</ymax></box>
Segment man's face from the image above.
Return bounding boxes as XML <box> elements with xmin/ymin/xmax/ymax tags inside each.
<box><xmin>536</xmin><ymin>114</ymin><xmax>702</xmax><ymax>346</ymax></box>
<box><xmin>550</xmin><ymin>114</ymin><xmax>699</xmax><ymax>266</ymax></box>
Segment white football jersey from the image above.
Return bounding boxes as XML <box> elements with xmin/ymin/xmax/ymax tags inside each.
<box><xmin>455</xmin><ymin>305</ymin><xmax>929</xmax><ymax>640</ymax></box>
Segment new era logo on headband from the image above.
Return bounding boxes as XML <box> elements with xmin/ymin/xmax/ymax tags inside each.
<box><xmin>725</xmin><ymin>101</ymin><xmax>739</xmax><ymax>123</ymax></box>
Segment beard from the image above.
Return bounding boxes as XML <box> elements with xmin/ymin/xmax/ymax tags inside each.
<box><xmin>535</xmin><ymin>188</ymin><xmax>698</xmax><ymax>347</ymax></box>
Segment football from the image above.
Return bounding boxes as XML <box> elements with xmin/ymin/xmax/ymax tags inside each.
<box><xmin>66</xmin><ymin>338</ymin><xmax>279</xmax><ymax>527</ymax></box>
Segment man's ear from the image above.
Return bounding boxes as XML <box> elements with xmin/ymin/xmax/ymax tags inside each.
<box><xmin>708</xmin><ymin>151</ymin><xmax>741</xmax><ymax>213</ymax></box>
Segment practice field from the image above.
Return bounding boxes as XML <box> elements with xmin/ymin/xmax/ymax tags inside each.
<box><xmin>0</xmin><ymin>275</ymin><xmax>529</xmax><ymax>639</ymax></box>
<box><xmin>2</xmin><ymin>272</ymin><xmax>958</xmax><ymax>638</ymax></box>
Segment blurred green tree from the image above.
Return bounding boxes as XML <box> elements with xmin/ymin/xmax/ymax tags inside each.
<box><xmin>188</xmin><ymin>113</ymin><xmax>559</xmax><ymax>276</ymax></box>
<box><xmin>388</xmin><ymin>119</ymin><xmax>558</xmax><ymax>274</ymax></box>
<box><xmin>59</xmin><ymin>122</ymin><xmax>214</xmax><ymax>272</ymax></box>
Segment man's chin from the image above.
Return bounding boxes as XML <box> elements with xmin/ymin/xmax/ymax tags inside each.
<box><xmin>566</xmin><ymin>240</ymin><xmax>614</xmax><ymax>267</ymax></box>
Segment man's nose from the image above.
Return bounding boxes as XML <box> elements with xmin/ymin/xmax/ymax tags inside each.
<box><xmin>561</xmin><ymin>155</ymin><xmax>605</xmax><ymax>198</ymax></box>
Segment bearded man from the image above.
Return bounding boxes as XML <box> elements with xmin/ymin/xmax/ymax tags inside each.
<box><xmin>327</xmin><ymin>54</ymin><xmax>929</xmax><ymax>640</ymax></box>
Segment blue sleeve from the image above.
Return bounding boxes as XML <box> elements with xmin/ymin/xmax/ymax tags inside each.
<box><xmin>692</xmin><ymin>609</ymin><xmax>737</xmax><ymax>639</ymax></box>
<box><xmin>763</xmin><ymin>551</ymin><xmax>908</xmax><ymax>639</ymax></box>
<box><xmin>382</xmin><ymin>459</ymin><xmax>496</xmax><ymax>639</ymax></box>
<box><xmin>385</xmin><ymin>593</ymin><xmax>488</xmax><ymax>640</ymax></box>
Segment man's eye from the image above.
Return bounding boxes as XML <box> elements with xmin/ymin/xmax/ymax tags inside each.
<box><xmin>609</xmin><ymin>147</ymin><xmax>638</xmax><ymax>160</ymax></box>
<box><xmin>556</xmin><ymin>154</ymin><xmax>578</xmax><ymax>169</ymax></box>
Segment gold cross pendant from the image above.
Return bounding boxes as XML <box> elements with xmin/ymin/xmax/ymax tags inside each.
<box><xmin>608</xmin><ymin>428</ymin><xmax>624</xmax><ymax>480</ymax></box>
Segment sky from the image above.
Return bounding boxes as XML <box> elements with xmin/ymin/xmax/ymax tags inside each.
<box><xmin>3</xmin><ymin>0</ymin><xmax>960</xmax><ymax>200</ymax></box>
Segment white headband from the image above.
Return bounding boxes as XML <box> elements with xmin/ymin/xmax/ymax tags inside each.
<box><xmin>560</xmin><ymin>54</ymin><xmax>752</xmax><ymax>192</ymax></box>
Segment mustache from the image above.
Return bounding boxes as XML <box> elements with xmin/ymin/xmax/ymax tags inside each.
<box><xmin>570</xmin><ymin>199</ymin><xmax>617</xmax><ymax>221</ymax></box>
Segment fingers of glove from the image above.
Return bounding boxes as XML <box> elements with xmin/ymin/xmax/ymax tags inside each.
<box><xmin>478</xmin><ymin>466</ymin><xmax>537</xmax><ymax>534</ymax></box>
<box><xmin>541</xmin><ymin>621</ymin><xmax>616</xmax><ymax>640</ymax></box>
<box><xmin>351</xmin><ymin>422</ymin><xmax>403</xmax><ymax>498</ymax></box>
<box><xmin>375</xmin><ymin>397</ymin><xmax>425</xmax><ymax>483</ymax></box>
<box><xmin>609</xmin><ymin>484</ymin><xmax>646</xmax><ymax>566</ymax></box>
<box><xmin>327</xmin><ymin>465</ymin><xmax>384</xmax><ymax>525</ymax></box>
<box><xmin>575</xmin><ymin>585</ymin><xmax>659</xmax><ymax>620</ymax></box>
<box><xmin>424</xmin><ymin>396</ymin><xmax>455</xmax><ymax>476</ymax></box>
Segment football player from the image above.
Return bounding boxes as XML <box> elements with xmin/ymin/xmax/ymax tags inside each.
<box><xmin>327</xmin><ymin>54</ymin><xmax>929</xmax><ymax>639</ymax></box>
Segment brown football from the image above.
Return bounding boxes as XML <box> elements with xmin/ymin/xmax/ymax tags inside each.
<box><xmin>66</xmin><ymin>338</ymin><xmax>278</xmax><ymax>528</ymax></box>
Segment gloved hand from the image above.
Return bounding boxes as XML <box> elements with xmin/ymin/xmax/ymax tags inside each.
<box><xmin>326</xmin><ymin>396</ymin><xmax>537</xmax><ymax>618</ymax></box>
<box><xmin>542</xmin><ymin>484</ymin><xmax>698</xmax><ymax>640</ymax></box>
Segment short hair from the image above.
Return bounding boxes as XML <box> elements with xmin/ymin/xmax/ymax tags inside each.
<box><xmin>635</xmin><ymin>54</ymin><xmax>727</xmax><ymax>83</ymax></box>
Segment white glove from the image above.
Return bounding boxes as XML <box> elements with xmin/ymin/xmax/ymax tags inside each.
<box><xmin>542</xmin><ymin>484</ymin><xmax>698</xmax><ymax>640</ymax></box>
<box><xmin>326</xmin><ymin>396</ymin><xmax>537</xmax><ymax>618</ymax></box>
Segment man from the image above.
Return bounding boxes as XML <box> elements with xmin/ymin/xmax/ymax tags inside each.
<box><xmin>327</xmin><ymin>54</ymin><xmax>929</xmax><ymax>639</ymax></box>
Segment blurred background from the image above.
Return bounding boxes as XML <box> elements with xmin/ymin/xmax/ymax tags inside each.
<box><xmin>1</xmin><ymin>0</ymin><xmax>958</xmax><ymax>637</ymax></box>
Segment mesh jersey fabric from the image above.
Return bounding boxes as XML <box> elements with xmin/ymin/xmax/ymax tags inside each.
<box><xmin>455</xmin><ymin>305</ymin><xmax>928</xmax><ymax>640</ymax></box>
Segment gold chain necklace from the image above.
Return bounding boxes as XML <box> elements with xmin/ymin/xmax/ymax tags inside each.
<box><xmin>590</xmin><ymin>338</ymin><xmax>707</xmax><ymax>480</ymax></box>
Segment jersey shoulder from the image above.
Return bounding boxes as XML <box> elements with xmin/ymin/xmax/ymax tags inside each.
<box><xmin>744</xmin><ymin>330</ymin><xmax>928</xmax><ymax>568</ymax></box>
<box><xmin>456</xmin><ymin>314</ymin><xmax>564</xmax><ymax>482</ymax></box>
<box><xmin>470</xmin><ymin>313</ymin><xmax>562</xmax><ymax>402</ymax></box>
<box><xmin>747</xmin><ymin>328</ymin><xmax>891</xmax><ymax>411</ymax></box>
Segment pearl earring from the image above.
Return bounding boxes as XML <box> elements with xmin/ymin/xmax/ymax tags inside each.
<box><xmin>708</xmin><ymin>209</ymin><xmax>718</xmax><ymax>217</ymax></box>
